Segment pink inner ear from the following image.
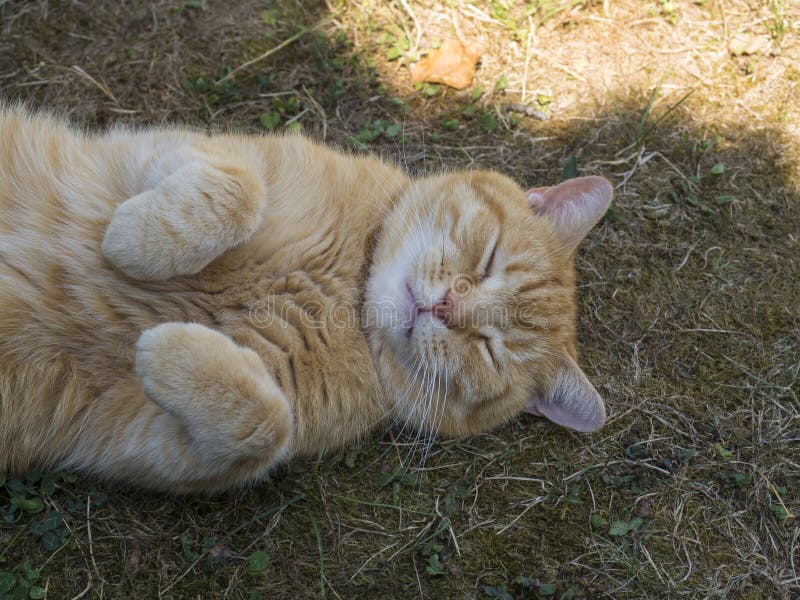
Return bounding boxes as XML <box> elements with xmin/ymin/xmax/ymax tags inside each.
<box><xmin>525</xmin><ymin>176</ymin><xmax>613</xmax><ymax>253</ymax></box>
<box><xmin>526</xmin><ymin>187</ymin><xmax>551</xmax><ymax>210</ymax></box>
<box><xmin>523</xmin><ymin>355</ymin><xmax>606</xmax><ymax>433</ymax></box>
<box><xmin>526</xmin><ymin>396</ymin><xmax>601</xmax><ymax>433</ymax></box>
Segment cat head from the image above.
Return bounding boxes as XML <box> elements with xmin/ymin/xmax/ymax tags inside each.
<box><xmin>365</xmin><ymin>171</ymin><xmax>612</xmax><ymax>438</ymax></box>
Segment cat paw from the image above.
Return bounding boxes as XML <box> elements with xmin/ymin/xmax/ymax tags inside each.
<box><xmin>102</xmin><ymin>191</ymin><xmax>215</xmax><ymax>281</ymax></box>
<box><xmin>134</xmin><ymin>322</ymin><xmax>293</xmax><ymax>460</ymax></box>
<box><xmin>134</xmin><ymin>322</ymin><xmax>208</xmax><ymax>402</ymax></box>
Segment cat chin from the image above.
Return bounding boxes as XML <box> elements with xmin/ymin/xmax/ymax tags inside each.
<box><xmin>366</xmin><ymin>254</ymin><xmax>420</xmax><ymax>351</ymax></box>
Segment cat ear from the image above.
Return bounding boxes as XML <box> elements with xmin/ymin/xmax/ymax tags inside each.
<box><xmin>525</xmin><ymin>356</ymin><xmax>606</xmax><ymax>432</ymax></box>
<box><xmin>527</xmin><ymin>176</ymin><xmax>612</xmax><ymax>254</ymax></box>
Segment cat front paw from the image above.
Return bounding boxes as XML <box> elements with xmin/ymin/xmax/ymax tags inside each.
<box><xmin>135</xmin><ymin>322</ymin><xmax>281</xmax><ymax>405</ymax></box>
<box><xmin>134</xmin><ymin>322</ymin><xmax>204</xmax><ymax>407</ymax></box>
<box><xmin>102</xmin><ymin>192</ymin><xmax>181</xmax><ymax>280</ymax></box>
<box><xmin>102</xmin><ymin>191</ymin><xmax>216</xmax><ymax>281</ymax></box>
<box><xmin>134</xmin><ymin>322</ymin><xmax>293</xmax><ymax>462</ymax></box>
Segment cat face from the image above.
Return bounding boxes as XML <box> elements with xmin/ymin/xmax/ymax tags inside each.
<box><xmin>366</xmin><ymin>171</ymin><xmax>612</xmax><ymax>438</ymax></box>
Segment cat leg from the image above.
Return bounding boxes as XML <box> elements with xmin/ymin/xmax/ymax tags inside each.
<box><xmin>102</xmin><ymin>148</ymin><xmax>266</xmax><ymax>281</ymax></box>
<box><xmin>72</xmin><ymin>323</ymin><xmax>293</xmax><ymax>492</ymax></box>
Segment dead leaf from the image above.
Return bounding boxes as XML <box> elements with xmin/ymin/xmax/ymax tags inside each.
<box><xmin>410</xmin><ymin>39</ymin><xmax>482</xmax><ymax>90</ymax></box>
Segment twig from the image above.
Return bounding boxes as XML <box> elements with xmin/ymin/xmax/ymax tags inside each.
<box><xmin>530</xmin><ymin>48</ymin><xmax>587</xmax><ymax>84</ymax></box>
<box><xmin>348</xmin><ymin>541</ymin><xmax>401</xmax><ymax>582</ymax></box>
<box><xmin>86</xmin><ymin>496</ymin><xmax>103</xmax><ymax>585</ymax></box>
<box><xmin>497</xmin><ymin>496</ymin><xmax>547</xmax><ymax>534</ymax></box>
<box><xmin>303</xmin><ymin>85</ymin><xmax>328</xmax><ymax>140</ymax></box>
<box><xmin>412</xmin><ymin>555</ymin><xmax>424</xmax><ymax>597</ymax></box>
<box><xmin>334</xmin><ymin>494</ymin><xmax>436</xmax><ymax>516</ymax></box>
<box><xmin>160</xmin><ymin>494</ymin><xmax>304</xmax><ymax>596</ymax></box>
<box><xmin>433</xmin><ymin>496</ymin><xmax>461</xmax><ymax>557</ymax></box>
<box><xmin>323</xmin><ymin>574</ymin><xmax>343</xmax><ymax>600</ymax></box>
<box><xmin>284</xmin><ymin>107</ymin><xmax>310</xmax><ymax>126</ymax></box>
<box><xmin>309</xmin><ymin>511</ymin><xmax>326</xmax><ymax>599</ymax></box>
<box><xmin>69</xmin><ymin>575</ymin><xmax>92</xmax><ymax>600</ymax></box>
<box><xmin>449</xmin><ymin>6</ymin><xmax>467</xmax><ymax>45</ymax></box>
<box><xmin>217</xmin><ymin>21</ymin><xmax>330</xmax><ymax>85</ymax></box>
<box><xmin>396</xmin><ymin>0</ymin><xmax>422</xmax><ymax>53</ymax></box>
<box><xmin>677</xmin><ymin>328</ymin><xmax>747</xmax><ymax>335</ymax></box>
<box><xmin>522</xmin><ymin>17</ymin><xmax>534</xmax><ymax>104</ymax></box>
<box><xmin>673</xmin><ymin>242</ymin><xmax>698</xmax><ymax>273</ymax></box>
<box><xmin>70</xmin><ymin>65</ymin><xmax>119</xmax><ymax>105</ymax></box>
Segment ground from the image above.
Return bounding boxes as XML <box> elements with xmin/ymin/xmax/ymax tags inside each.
<box><xmin>1</xmin><ymin>0</ymin><xmax>799</xmax><ymax>598</ymax></box>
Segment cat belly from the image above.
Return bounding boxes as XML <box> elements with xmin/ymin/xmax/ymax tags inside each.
<box><xmin>191</xmin><ymin>265</ymin><xmax>388</xmax><ymax>457</ymax></box>
<box><xmin>0</xmin><ymin>164</ymin><xmax>385</xmax><ymax>478</ymax></box>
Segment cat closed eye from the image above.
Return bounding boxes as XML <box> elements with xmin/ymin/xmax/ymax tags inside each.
<box><xmin>478</xmin><ymin>336</ymin><xmax>500</xmax><ymax>370</ymax></box>
<box><xmin>479</xmin><ymin>239</ymin><xmax>499</xmax><ymax>280</ymax></box>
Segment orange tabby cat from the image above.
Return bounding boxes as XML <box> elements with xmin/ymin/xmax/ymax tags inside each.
<box><xmin>0</xmin><ymin>106</ymin><xmax>612</xmax><ymax>493</ymax></box>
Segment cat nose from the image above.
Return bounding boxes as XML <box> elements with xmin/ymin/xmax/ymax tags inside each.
<box><xmin>431</xmin><ymin>291</ymin><xmax>453</xmax><ymax>325</ymax></box>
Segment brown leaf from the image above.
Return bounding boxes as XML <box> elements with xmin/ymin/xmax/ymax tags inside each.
<box><xmin>410</xmin><ymin>39</ymin><xmax>482</xmax><ymax>90</ymax></box>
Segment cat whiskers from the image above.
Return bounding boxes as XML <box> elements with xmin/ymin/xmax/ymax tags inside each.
<box><xmin>391</xmin><ymin>358</ymin><xmax>429</xmax><ymax>446</ymax></box>
<box><xmin>405</xmin><ymin>350</ymin><xmax>441</xmax><ymax>471</ymax></box>
<box><xmin>401</xmin><ymin>359</ymin><xmax>436</xmax><ymax>465</ymax></box>
<box><xmin>384</xmin><ymin>352</ymin><xmax>424</xmax><ymax>431</ymax></box>
<box><xmin>346</xmin><ymin>122</ymin><xmax>446</xmax><ymax>476</ymax></box>
<box><xmin>418</xmin><ymin>362</ymin><xmax>443</xmax><ymax>471</ymax></box>
<box><xmin>421</xmin><ymin>363</ymin><xmax>448</xmax><ymax>471</ymax></box>
<box><xmin>369</xmin><ymin>351</ymin><xmax>426</xmax><ymax>468</ymax></box>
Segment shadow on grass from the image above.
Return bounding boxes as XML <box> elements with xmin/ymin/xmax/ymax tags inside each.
<box><xmin>1</xmin><ymin>0</ymin><xmax>799</xmax><ymax>598</ymax></box>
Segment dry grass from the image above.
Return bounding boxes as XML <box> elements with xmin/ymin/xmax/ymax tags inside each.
<box><xmin>1</xmin><ymin>0</ymin><xmax>799</xmax><ymax>598</ymax></box>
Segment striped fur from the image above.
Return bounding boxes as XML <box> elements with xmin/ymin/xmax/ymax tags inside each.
<box><xmin>0</xmin><ymin>107</ymin><xmax>608</xmax><ymax>492</ymax></box>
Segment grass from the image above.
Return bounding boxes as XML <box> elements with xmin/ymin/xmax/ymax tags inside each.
<box><xmin>1</xmin><ymin>0</ymin><xmax>799</xmax><ymax>598</ymax></box>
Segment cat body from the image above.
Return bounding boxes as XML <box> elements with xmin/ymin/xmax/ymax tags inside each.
<box><xmin>0</xmin><ymin>107</ymin><xmax>611</xmax><ymax>493</ymax></box>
